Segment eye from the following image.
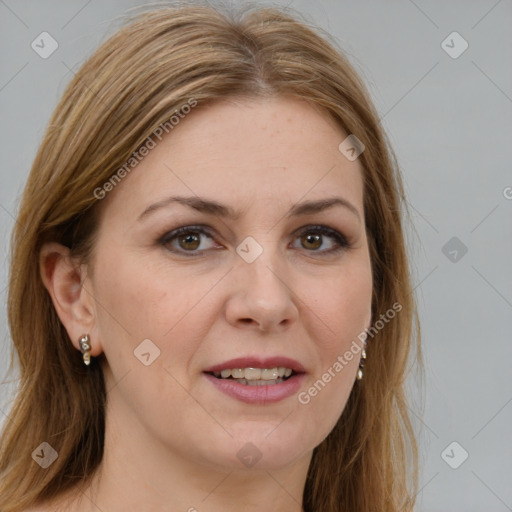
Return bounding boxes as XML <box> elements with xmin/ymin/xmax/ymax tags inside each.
<box><xmin>292</xmin><ymin>225</ymin><xmax>350</xmax><ymax>254</ymax></box>
<box><xmin>159</xmin><ymin>224</ymin><xmax>350</xmax><ymax>257</ymax></box>
<box><xmin>159</xmin><ymin>225</ymin><xmax>219</xmax><ymax>256</ymax></box>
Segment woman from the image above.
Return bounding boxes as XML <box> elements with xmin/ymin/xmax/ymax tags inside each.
<box><xmin>0</xmin><ymin>3</ymin><xmax>421</xmax><ymax>511</ymax></box>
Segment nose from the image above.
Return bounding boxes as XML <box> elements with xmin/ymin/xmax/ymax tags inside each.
<box><xmin>224</xmin><ymin>253</ymin><xmax>299</xmax><ymax>333</ymax></box>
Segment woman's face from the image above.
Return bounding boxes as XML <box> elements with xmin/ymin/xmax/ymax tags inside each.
<box><xmin>86</xmin><ymin>96</ymin><xmax>372</xmax><ymax>471</ymax></box>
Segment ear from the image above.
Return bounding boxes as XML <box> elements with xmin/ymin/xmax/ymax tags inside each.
<box><xmin>39</xmin><ymin>242</ymin><xmax>103</xmax><ymax>357</ymax></box>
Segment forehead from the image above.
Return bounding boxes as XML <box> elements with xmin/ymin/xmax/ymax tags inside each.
<box><xmin>102</xmin><ymin>96</ymin><xmax>364</xmax><ymax>218</ymax></box>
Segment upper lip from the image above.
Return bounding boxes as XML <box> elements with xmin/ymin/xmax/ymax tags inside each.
<box><xmin>204</xmin><ymin>356</ymin><xmax>306</xmax><ymax>374</ymax></box>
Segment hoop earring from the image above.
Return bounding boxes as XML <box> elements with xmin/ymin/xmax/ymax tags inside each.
<box><xmin>79</xmin><ymin>334</ymin><xmax>92</xmax><ymax>366</ymax></box>
<box><xmin>356</xmin><ymin>343</ymin><xmax>367</xmax><ymax>380</ymax></box>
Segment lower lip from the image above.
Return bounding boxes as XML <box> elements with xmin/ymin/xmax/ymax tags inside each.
<box><xmin>203</xmin><ymin>372</ymin><xmax>305</xmax><ymax>404</ymax></box>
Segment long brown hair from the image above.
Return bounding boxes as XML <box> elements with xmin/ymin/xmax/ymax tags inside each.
<box><xmin>0</xmin><ymin>3</ymin><xmax>421</xmax><ymax>511</ymax></box>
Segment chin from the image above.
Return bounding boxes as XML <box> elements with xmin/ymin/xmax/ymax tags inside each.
<box><xmin>197</xmin><ymin>424</ymin><xmax>315</xmax><ymax>472</ymax></box>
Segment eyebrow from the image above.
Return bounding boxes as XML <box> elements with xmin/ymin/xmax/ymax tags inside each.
<box><xmin>137</xmin><ymin>195</ymin><xmax>361</xmax><ymax>223</ymax></box>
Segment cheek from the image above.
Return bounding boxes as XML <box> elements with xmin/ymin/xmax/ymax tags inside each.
<box><xmin>90</xmin><ymin>254</ymin><xmax>212</xmax><ymax>421</ymax></box>
<box><xmin>306</xmin><ymin>255</ymin><xmax>373</xmax><ymax>352</ymax></box>
<box><xmin>295</xmin><ymin>256</ymin><xmax>372</xmax><ymax>435</ymax></box>
<box><xmin>91</xmin><ymin>253</ymin><xmax>227</xmax><ymax>382</ymax></box>
<box><xmin>93</xmin><ymin>252</ymin><xmax>208</xmax><ymax>337</ymax></box>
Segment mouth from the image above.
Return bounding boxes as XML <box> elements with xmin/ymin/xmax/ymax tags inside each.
<box><xmin>206</xmin><ymin>366</ymin><xmax>296</xmax><ymax>386</ymax></box>
<box><xmin>203</xmin><ymin>356</ymin><xmax>306</xmax><ymax>403</ymax></box>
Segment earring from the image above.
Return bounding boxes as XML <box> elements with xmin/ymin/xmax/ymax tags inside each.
<box><xmin>79</xmin><ymin>334</ymin><xmax>92</xmax><ymax>366</ymax></box>
<box><xmin>356</xmin><ymin>343</ymin><xmax>367</xmax><ymax>380</ymax></box>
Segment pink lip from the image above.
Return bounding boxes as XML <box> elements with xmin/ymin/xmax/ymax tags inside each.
<box><xmin>203</xmin><ymin>356</ymin><xmax>306</xmax><ymax>373</ymax></box>
<box><xmin>203</xmin><ymin>356</ymin><xmax>306</xmax><ymax>405</ymax></box>
<box><xmin>203</xmin><ymin>372</ymin><xmax>305</xmax><ymax>404</ymax></box>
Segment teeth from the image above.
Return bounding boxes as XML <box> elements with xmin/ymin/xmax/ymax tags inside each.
<box><xmin>246</xmin><ymin>379</ymin><xmax>282</xmax><ymax>386</ymax></box>
<box><xmin>211</xmin><ymin>367</ymin><xmax>294</xmax><ymax>381</ymax></box>
<box><xmin>262</xmin><ymin>368</ymin><xmax>279</xmax><ymax>379</ymax></box>
<box><xmin>245</xmin><ymin>368</ymin><xmax>261</xmax><ymax>380</ymax></box>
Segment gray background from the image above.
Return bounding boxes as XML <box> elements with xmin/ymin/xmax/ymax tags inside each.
<box><xmin>1</xmin><ymin>0</ymin><xmax>511</xmax><ymax>510</ymax></box>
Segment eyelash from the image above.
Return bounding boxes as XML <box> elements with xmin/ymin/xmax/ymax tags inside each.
<box><xmin>158</xmin><ymin>224</ymin><xmax>351</xmax><ymax>257</ymax></box>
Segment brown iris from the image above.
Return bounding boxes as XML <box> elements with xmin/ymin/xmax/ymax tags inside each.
<box><xmin>178</xmin><ymin>232</ymin><xmax>201</xmax><ymax>250</ymax></box>
<box><xmin>301</xmin><ymin>233</ymin><xmax>322</xmax><ymax>250</ymax></box>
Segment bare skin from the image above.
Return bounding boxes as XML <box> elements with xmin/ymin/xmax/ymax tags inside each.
<box><xmin>38</xmin><ymin>96</ymin><xmax>373</xmax><ymax>511</ymax></box>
